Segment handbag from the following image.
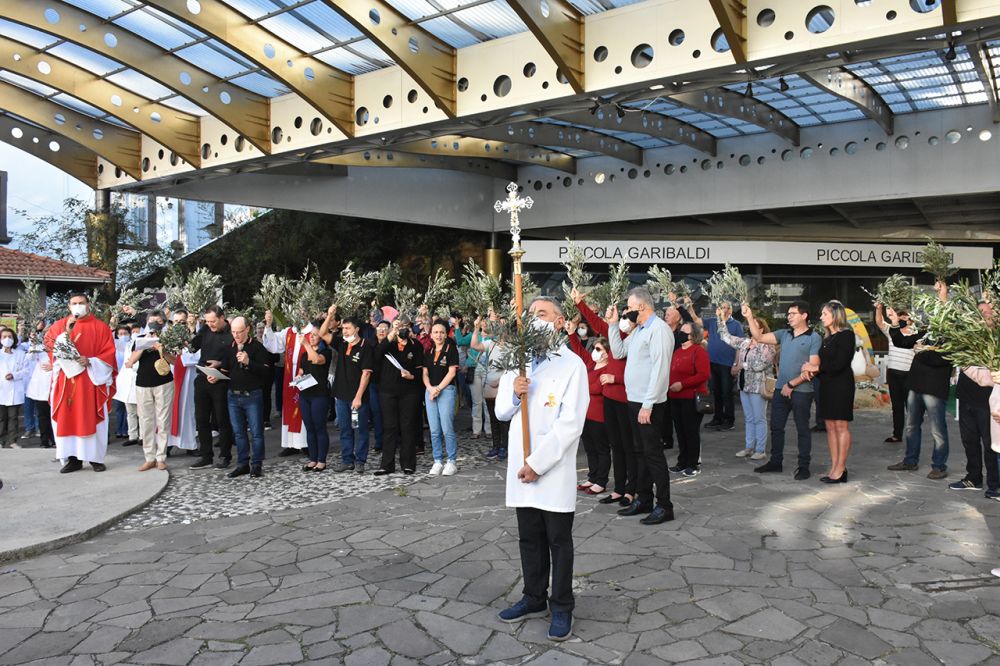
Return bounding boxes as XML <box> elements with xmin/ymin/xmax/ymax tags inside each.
<box><xmin>690</xmin><ymin>351</ymin><xmax>715</xmax><ymax>414</ymax></box>
<box><xmin>762</xmin><ymin>375</ymin><xmax>776</xmax><ymax>401</ymax></box>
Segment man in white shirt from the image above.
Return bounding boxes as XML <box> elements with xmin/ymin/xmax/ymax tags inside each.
<box><xmin>494</xmin><ymin>296</ymin><xmax>589</xmax><ymax>642</ymax></box>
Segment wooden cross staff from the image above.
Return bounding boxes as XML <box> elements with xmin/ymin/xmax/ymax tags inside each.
<box><xmin>494</xmin><ymin>182</ymin><xmax>533</xmax><ymax>459</ymax></box>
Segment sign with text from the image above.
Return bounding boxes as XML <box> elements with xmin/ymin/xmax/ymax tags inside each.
<box><xmin>521</xmin><ymin>240</ymin><xmax>994</xmax><ymax>269</ymax></box>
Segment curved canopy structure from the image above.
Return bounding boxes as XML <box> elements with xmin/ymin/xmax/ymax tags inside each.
<box><xmin>0</xmin><ymin>0</ymin><xmax>999</xmax><ymax>193</ymax></box>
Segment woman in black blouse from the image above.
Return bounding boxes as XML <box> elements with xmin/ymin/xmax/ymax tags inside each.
<box><xmin>423</xmin><ymin>319</ymin><xmax>460</xmax><ymax>476</ymax></box>
<box><xmin>802</xmin><ymin>301</ymin><xmax>856</xmax><ymax>483</ymax></box>
<box><xmin>374</xmin><ymin>318</ymin><xmax>425</xmax><ymax>476</ymax></box>
<box><xmin>298</xmin><ymin>323</ymin><xmax>332</xmax><ymax>471</ymax></box>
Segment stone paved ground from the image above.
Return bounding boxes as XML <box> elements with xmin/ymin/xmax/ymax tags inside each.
<box><xmin>2</xmin><ymin>410</ymin><xmax>1000</xmax><ymax>665</ymax></box>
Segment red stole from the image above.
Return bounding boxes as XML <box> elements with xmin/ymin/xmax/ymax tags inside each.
<box><xmin>45</xmin><ymin>315</ymin><xmax>117</xmax><ymax>438</ymax></box>
<box><xmin>170</xmin><ymin>355</ymin><xmax>186</xmax><ymax>436</ymax></box>
<box><xmin>282</xmin><ymin>328</ymin><xmax>303</xmax><ymax>433</ymax></box>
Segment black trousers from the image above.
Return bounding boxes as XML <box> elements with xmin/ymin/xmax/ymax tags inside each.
<box><xmin>603</xmin><ymin>398</ymin><xmax>636</xmax><ymax>496</ymax></box>
<box><xmin>261</xmin><ymin>380</ymin><xmax>272</xmax><ymax>423</ymax></box>
<box><xmin>36</xmin><ymin>400</ymin><xmax>53</xmax><ymax>447</ymax></box>
<box><xmin>886</xmin><ymin>369</ymin><xmax>908</xmax><ymax>439</ymax></box>
<box><xmin>628</xmin><ymin>401</ymin><xmax>672</xmax><ymax>510</ymax></box>
<box><xmin>660</xmin><ymin>399</ymin><xmax>674</xmax><ymax>448</ymax></box>
<box><xmin>380</xmin><ymin>390</ymin><xmax>422</xmax><ymax>472</ymax></box>
<box><xmin>671</xmin><ymin>398</ymin><xmax>704</xmax><ymax>469</ymax></box>
<box><xmin>0</xmin><ymin>404</ymin><xmax>20</xmax><ymax>446</ymax></box>
<box><xmin>582</xmin><ymin>419</ymin><xmax>611</xmax><ymax>487</ymax></box>
<box><xmin>485</xmin><ymin>398</ymin><xmax>510</xmax><ymax>451</ymax></box>
<box><xmin>516</xmin><ymin>507</ymin><xmax>574</xmax><ymax>613</ymax></box>
<box><xmin>709</xmin><ymin>363</ymin><xmax>735</xmax><ymax>425</ymax></box>
<box><xmin>959</xmin><ymin>401</ymin><xmax>999</xmax><ymax>491</ymax></box>
<box><xmin>194</xmin><ymin>377</ymin><xmax>234</xmax><ymax>461</ymax></box>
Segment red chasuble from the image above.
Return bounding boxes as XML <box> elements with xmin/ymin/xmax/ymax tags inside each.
<box><xmin>281</xmin><ymin>328</ymin><xmax>303</xmax><ymax>433</ymax></box>
<box><xmin>45</xmin><ymin>315</ymin><xmax>117</xmax><ymax>438</ymax></box>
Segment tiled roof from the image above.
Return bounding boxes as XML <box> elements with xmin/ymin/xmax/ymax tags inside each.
<box><xmin>0</xmin><ymin>247</ymin><xmax>110</xmax><ymax>282</ymax></box>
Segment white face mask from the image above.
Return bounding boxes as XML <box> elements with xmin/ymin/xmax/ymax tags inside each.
<box><xmin>69</xmin><ymin>304</ymin><xmax>88</xmax><ymax>317</ymax></box>
<box><xmin>618</xmin><ymin>319</ymin><xmax>633</xmax><ymax>333</ymax></box>
<box><xmin>1</xmin><ymin>338</ymin><xmax>13</xmax><ymax>349</ymax></box>
<box><xmin>343</xmin><ymin>334</ymin><xmax>358</xmax><ymax>344</ymax></box>
<box><xmin>591</xmin><ymin>349</ymin><xmax>605</xmax><ymax>363</ymax></box>
<box><xmin>530</xmin><ymin>319</ymin><xmax>555</xmax><ymax>333</ymax></box>
<box><xmin>131</xmin><ymin>332</ymin><xmax>140</xmax><ymax>340</ymax></box>
<box><xmin>577</xmin><ymin>327</ymin><xmax>588</xmax><ymax>337</ymax></box>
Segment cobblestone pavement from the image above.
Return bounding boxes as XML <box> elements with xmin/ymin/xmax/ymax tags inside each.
<box><xmin>2</xmin><ymin>410</ymin><xmax>1000</xmax><ymax>665</ymax></box>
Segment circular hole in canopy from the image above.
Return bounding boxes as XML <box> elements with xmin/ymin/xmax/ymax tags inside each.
<box><xmin>539</xmin><ymin>0</ymin><xmax>550</xmax><ymax>18</ymax></box>
<box><xmin>37</xmin><ymin>61</ymin><xmax>52</xmax><ymax>75</ymax></box>
<box><xmin>630</xmin><ymin>43</ymin><xmax>653</xmax><ymax>68</ymax></box>
<box><xmin>757</xmin><ymin>9</ymin><xmax>776</xmax><ymax>27</ymax></box>
<box><xmin>263</xmin><ymin>43</ymin><xmax>276</xmax><ymax>59</ymax></box>
<box><xmin>49</xmin><ymin>140</ymin><xmax>60</xmax><ymax>152</ymax></box>
<box><xmin>383</xmin><ymin>94</ymin><xmax>393</xmax><ymax>108</ymax></box>
<box><xmin>457</xmin><ymin>77</ymin><xmax>469</xmax><ymax>92</ymax></box>
<box><xmin>186</xmin><ymin>0</ymin><xmax>201</xmax><ymax>14</ymax></box>
<box><xmin>806</xmin><ymin>6</ymin><xmax>835</xmax><ymax>33</ymax></box>
<box><xmin>179</xmin><ymin>71</ymin><xmax>192</xmax><ymax>86</ymax></box>
<box><xmin>150</xmin><ymin>111</ymin><xmax>162</xmax><ymax>123</ymax></box>
<box><xmin>310</xmin><ymin>118</ymin><xmax>323</xmax><ymax>136</ymax></box>
<box><xmin>304</xmin><ymin>67</ymin><xmax>315</xmax><ymax>81</ymax></box>
<box><xmin>493</xmin><ymin>75</ymin><xmax>512</xmax><ymax>97</ymax></box>
<box><xmin>110</xmin><ymin>94</ymin><xmax>122</xmax><ymax>106</ymax></box>
<box><xmin>44</xmin><ymin>8</ymin><xmax>60</xmax><ymax>23</ymax></box>
<box><xmin>980</xmin><ymin>129</ymin><xmax>993</xmax><ymax>141</ymax></box>
<box><xmin>54</xmin><ymin>113</ymin><xmax>66</xmax><ymax>125</ymax></box>
<box><xmin>523</xmin><ymin>62</ymin><xmax>536</xmax><ymax>77</ymax></box>
<box><xmin>895</xmin><ymin>135</ymin><xmax>910</xmax><ymax>149</ymax></box>
<box><xmin>407</xmin><ymin>89</ymin><xmax>418</xmax><ymax>103</ymax></box>
<box><xmin>945</xmin><ymin>130</ymin><xmax>962</xmax><ymax>144</ymax></box>
<box><xmin>356</xmin><ymin>107</ymin><xmax>369</xmax><ymax>126</ymax></box>
<box><xmin>369</xmin><ymin>8</ymin><xmax>380</xmax><ymax>24</ymax></box>
<box><xmin>710</xmin><ymin>28</ymin><xmax>730</xmax><ymax>52</ymax></box>
<box><xmin>408</xmin><ymin>37</ymin><xmax>419</xmax><ymax>54</ymax></box>
<box><xmin>93</xmin><ymin>128</ymin><xmax>104</xmax><ymax>140</ymax></box>
<box><xmin>220</xmin><ymin>91</ymin><xmax>231</xmax><ymax>105</ymax></box>
<box><xmin>10</xmin><ymin>128</ymin><xmax>22</xmax><ymax>139</ymax></box>
<box><xmin>669</xmin><ymin>29</ymin><xmax>685</xmax><ymax>46</ymax></box>
<box><xmin>594</xmin><ymin>172</ymin><xmax>606</xmax><ymax>184</ymax></box>
<box><xmin>104</xmin><ymin>32</ymin><xmax>117</xmax><ymax>48</ymax></box>
<box><xmin>909</xmin><ymin>0</ymin><xmax>941</xmax><ymax>13</ymax></box>
<box><xmin>593</xmin><ymin>46</ymin><xmax>608</xmax><ymax>62</ymax></box>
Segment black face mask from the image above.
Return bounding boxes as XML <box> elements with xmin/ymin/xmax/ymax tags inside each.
<box><xmin>399</xmin><ymin>328</ymin><xmax>411</xmax><ymax>339</ymax></box>
<box><xmin>624</xmin><ymin>310</ymin><xmax>639</xmax><ymax>323</ymax></box>
<box><xmin>675</xmin><ymin>330</ymin><xmax>689</xmax><ymax>345</ymax></box>
<box><xmin>147</xmin><ymin>321</ymin><xmax>163</xmax><ymax>333</ymax></box>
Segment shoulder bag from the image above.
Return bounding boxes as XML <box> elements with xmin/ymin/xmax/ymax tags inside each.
<box><xmin>691</xmin><ymin>350</ymin><xmax>715</xmax><ymax>414</ymax></box>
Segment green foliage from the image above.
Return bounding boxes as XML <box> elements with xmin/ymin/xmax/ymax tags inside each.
<box><xmin>111</xmin><ymin>287</ymin><xmax>144</xmax><ymax>321</ymax></box>
<box><xmin>861</xmin><ymin>274</ymin><xmax>914</xmax><ymax>311</ymax></box>
<box><xmin>490</xmin><ymin>311</ymin><xmax>566</xmax><ymax>373</ymax></box>
<box><xmin>982</xmin><ymin>259</ymin><xmax>1000</xmax><ymax>305</ymax></box>
<box><xmin>158</xmin><ymin>322</ymin><xmax>192</xmax><ymax>355</ymax></box>
<box><xmin>589</xmin><ymin>261</ymin><xmax>631</xmax><ymax>312</ymax></box>
<box><xmin>284</xmin><ymin>264</ymin><xmax>331</xmax><ymax>330</ymax></box>
<box><xmin>17</xmin><ymin>279</ymin><xmax>44</xmax><ymax>326</ymax></box>
<box><xmin>252</xmin><ymin>274</ymin><xmax>294</xmax><ymax>328</ymax></box>
<box><xmin>912</xmin><ymin>281</ymin><xmax>1000</xmax><ymax>370</ymax></box>
<box><xmin>424</xmin><ymin>268</ymin><xmax>455</xmax><ymax>318</ymax></box>
<box><xmin>162</xmin><ymin>266</ymin><xmax>186</xmax><ymax>311</ymax></box>
<box><xmin>181</xmin><ymin>268</ymin><xmax>223</xmax><ymax>316</ymax></box>
<box><xmin>332</xmin><ymin>262</ymin><xmax>376</xmax><ymax>318</ymax></box>
<box><xmin>394</xmin><ymin>286</ymin><xmax>421</xmax><ymax>320</ymax></box>
<box><xmin>560</xmin><ymin>239</ymin><xmax>591</xmax><ymax>319</ymax></box>
<box><xmin>373</xmin><ymin>262</ymin><xmax>402</xmax><ymax>306</ymax></box>
<box><xmin>706</xmin><ymin>264</ymin><xmax>749</xmax><ymax>307</ymax></box>
<box><xmin>921</xmin><ymin>236</ymin><xmax>958</xmax><ymax>283</ymax></box>
<box><xmin>453</xmin><ymin>259</ymin><xmax>503</xmax><ymax>320</ymax></box>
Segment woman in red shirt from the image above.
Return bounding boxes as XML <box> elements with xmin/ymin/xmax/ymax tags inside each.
<box><xmin>669</xmin><ymin>321</ymin><xmax>711</xmax><ymax>477</ymax></box>
<box><xmin>571</xmin><ymin>288</ymin><xmax>635</xmax><ymax>507</ymax></box>
<box><xmin>568</xmin><ymin>326</ymin><xmax>610</xmax><ymax>495</ymax></box>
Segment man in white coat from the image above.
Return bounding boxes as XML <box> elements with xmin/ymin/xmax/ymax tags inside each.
<box><xmin>261</xmin><ymin>310</ymin><xmax>308</xmax><ymax>455</ymax></box>
<box><xmin>494</xmin><ymin>296</ymin><xmax>589</xmax><ymax>642</ymax></box>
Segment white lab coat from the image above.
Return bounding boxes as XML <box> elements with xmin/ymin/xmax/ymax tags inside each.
<box><xmin>495</xmin><ymin>345</ymin><xmax>589</xmax><ymax>513</ymax></box>
<box><xmin>114</xmin><ymin>339</ymin><xmax>139</xmax><ymax>405</ymax></box>
<box><xmin>21</xmin><ymin>341</ymin><xmax>43</xmax><ymax>398</ymax></box>
<box><xmin>26</xmin><ymin>361</ymin><xmax>51</xmax><ymax>402</ymax></box>
<box><xmin>167</xmin><ymin>349</ymin><xmax>200</xmax><ymax>450</ymax></box>
<box><xmin>262</xmin><ymin>326</ymin><xmax>307</xmax><ymax>449</ymax></box>
<box><xmin>0</xmin><ymin>348</ymin><xmax>29</xmax><ymax>406</ymax></box>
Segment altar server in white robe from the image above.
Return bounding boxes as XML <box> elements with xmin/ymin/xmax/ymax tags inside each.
<box><xmin>0</xmin><ymin>328</ymin><xmax>29</xmax><ymax>448</ymax></box>
<box><xmin>26</xmin><ymin>343</ymin><xmax>54</xmax><ymax>448</ymax></box>
<box><xmin>261</xmin><ymin>310</ymin><xmax>308</xmax><ymax>453</ymax></box>
<box><xmin>115</xmin><ymin>325</ymin><xmax>141</xmax><ymax>447</ymax></box>
<box><xmin>494</xmin><ymin>296</ymin><xmax>589</xmax><ymax>642</ymax></box>
<box><xmin>167</xmin><ymin>310</ymin><xmax>199</xmax><ymax>451</ymax></box>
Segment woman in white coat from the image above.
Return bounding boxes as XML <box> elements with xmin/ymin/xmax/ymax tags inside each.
<box><xmin>0</xmin><ymin>327</ymin><xmax>29</xmax><ymax>448</ymax></box>
<box><xmin>25</xmin><ymin>338</ymin><xmax>54</xmax><ymax>449</ymax></box>
<box><xmin>494</xmin><ymin>297</ymin><xmax>589</xmax><ymax>643</ymax></box>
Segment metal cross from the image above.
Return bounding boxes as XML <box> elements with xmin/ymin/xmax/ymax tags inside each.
<box><xmin>494</xmin><ymin>182</ymin><xmax>533</xmax><ymax>250</ymax></box>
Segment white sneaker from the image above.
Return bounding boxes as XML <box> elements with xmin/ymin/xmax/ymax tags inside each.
<box><xmin>429</xmin><ymin>461</ymin><xmax>444</xmax><ymax>476</ymax></box>
<box><xmin>8</xmin><ymin>443</ymin><xmax>20</xmax><ymax>449</ymax></box>
<box><xmin>735</xmin><ymin>449</ymin><xmax>751</xmax><ymax>458</ymax></box>
<box><xmin>751</xmin><ymin>452</ymin><xmax>767</xmax><ymax>460</ymax></box>
<box><xmin>442</xmin><ymin>461</ymin><xmax>458</xmax><ymax>476</ymax></box>
<box><xmin>992</xmin><ymin>567</ymin><xmax>1000</xmax><ymax>578</ymax></box>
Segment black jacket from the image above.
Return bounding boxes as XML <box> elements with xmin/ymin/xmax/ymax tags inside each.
<box><xmin>220</xmin><ymin>337</ymin><xmax>273</xmax><ymax>392</ymax></box>
<box><xmin>889</xmin><ymin>327</ymin><xmax>953</xmax><ymax>400</ymax></box>
<box><xmin>376</xmin><ymin>337</ymin><xmax>425</xmax><ymax>395</ymax></box>
<box><xmin>190</xmin><ymin>323</ymin><xmax>234</xmax><ymax>378</ymax></box>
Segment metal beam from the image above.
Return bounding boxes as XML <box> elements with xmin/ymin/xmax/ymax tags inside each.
<box><xmin>0</xmin><ymin>81</ymin><xmax>142</xmax><ymax>179</ymax></box>
<box><xmin>967</xmin><ymin>43</ymin><xmax>1000</xmax><ymax>123</ymax></box>
<box><xmin>707</xmin><ymin>0</ymin><xmax>747</xmax><ymax>64</ymax></box>
<box><xmin>1</xmin><ymin>0</ymin><xmax>271</xmax><ymax>153</ymax></box>
<box><xmin>388</xmin><ymin>135</ymin><xmax>576</xmax><ymax>173</ymax></box>
<box><xmin>941</xmin><ymin>0</ymin><xmax>958</xmax><ymax>25</ymax></box>
<box><xmin>318</xmin><ymin>0</ymin><xmax>456</xmax><ymax>117</ymax></box>
<box><xmin>144</xmin><ymin>0</ymin><xmax>355</xmax><ymax>137</ymax></box>
<box><xmin>464</xmin><ymin>122</ymin><xmax>644</xmax><ymax>165</ymax></box>
<box><xmin>0</xmin><ymin>115</ymin><xmax>98</xmax><ymax>187</ymax></box>
<box><xmin>558</xmin><ymin>109</ymin><xmax>718</xmax><ymax>156</ymax></box>
<box><xmin>800</xmin><ymin>68</ymin><xmax>894</xmax><ymax>135</ymax></box>
<box><xmin>671</xmin><ymin>87</ymin><xmax>800</xmax><ymax>145</ymax></box>
<box><xmin>0</xmin><ymin>35</ymin><xmax>202</xmax><ymax>166</ymax></box>
<box><xmin>313</xmin><ymin>149</ymin><xmax>517</xmax><ymax>180</ymax></box>
<box><xmin>503</xmin><ymin>0</ymin><xmax>584</xmax><ymax>93</ymax></box>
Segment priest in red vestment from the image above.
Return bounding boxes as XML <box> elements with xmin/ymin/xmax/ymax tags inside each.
<box><xmin>44</xmin><ymin>293</ymin><xmax>117</xmax><ymax>473</ymax></box>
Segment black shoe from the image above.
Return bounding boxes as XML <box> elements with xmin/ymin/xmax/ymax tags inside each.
<box><xmin>402</xmin><ymin>468</ymin><xmax>415</xmax><ymax>475</ymax></box>
<box><xmin>227</xmin><ymin>464</ymin><xmax>251</xmax><ymax>478</ymax></box>
<box><xmin>811</xmin><ymin>424</ymin><xmax>826</xmax><ymax>432</ymax></box>
<box><xmin>90</xmin><ymin>462</ymin><xmax>107</xmax><ymax>472</ymax></box>
<box><xmin>821</xmin><ymin>471</ymin><xmax>847</xmax><ymax>484</ymax></box>
<box><xmin>185</xmin><ymin>450</ymin><xmax>200</xmax><ymax>457</ymax></box>
<box><xmin>279</xmin><ymin>448</ymin><xmax>298</xmax><ymax>457</ymax></box>
<box><xmin>190</xmin><ymin>457</ymin><xmax>213</xmax><ymax>469</ymax></box>
<box><xmin>250</xmin><ymin>464</ymin><xmax>263</xmax><ymax>478</ymax></box>
<box><xmin>598</xmin><ymin>494</ymin><xmax>622</xmax><ymax>505</ymax></box>
<box><xmin>884</xmin><ymin>436</ymin><xmax>902</xmax><ymax>443</ymax></box>
<box><xmin>373</xmin><ymin>448</ymin><xmax>383</xmax><ymax>453</ymax></box>
<box><xmin>887</xmin><ymin>461</ymin><xmax>918</xmax><ymax>471</ymax></box>
<box><xmin>794</xmin><ymin>467</ymin><xmax>811</xmax><ymax>481</ymax></box>
<box><xmin>416</xmin><ymin>447</ymin><xmax>425</xmax><ymax>455</ymax></box>
<box><xmin>303</xmin><ymin>464</ymin><xmax>317</xmax><ymax>472</ymax></box>
<box><xmin>263</xmin><ymin>421</ymin><xmax>272</xmax><ymax>431</ymax></box>
<box><xmin>640</xmin><ymin>506</ymin><xmax>675</xmax><ymax>525</ymax></box>
<box><xmin>754</xmin><ymin>460</ymin><xmax>783</xmax><ymax>473</ymax></box>
<box><xmin>721</xmin><ymin>422</ymin><xmax>735</xmax><ymax>431</ymax></box>
<box><xmin>373</xmin><ymin>469</ymin><xmax>393</xmax><ymax>476</ymax></box>
<box><xmin>619</xmin><ymin>496</ymin><xmax>632</xmax><ymax>507</ymax></box>
<box><xmin>617</xmin><ymin>501</ymin><xmax>651</xmax><ymax>517</ymax></box>
<box><xmin>122</xmin><ymin>439</ymin><xmax>140</xmax><ymax>447</ymax></box>
<box><xmin>60</xmin><ymin>457</ymin><xmax>83</xmax><ymax>474</ymax></box>
<box><xmin>214</xmin><ymin>458</ymin><xmax>231</xmax><ymax>469</ymax></box>
<box><xmin>704</xmin><ymin>419</ymin><xmax>722</xmax><ymax>429</ymax></box>
<box><xmin>668</xmin><ymin>464</ymin><xmax>684</xmax><ymax>473</ymax></box>
<box><xmin>40</xmin><ymin>442</ymin><xmax>55</xmax><ymax>449</ymax></box>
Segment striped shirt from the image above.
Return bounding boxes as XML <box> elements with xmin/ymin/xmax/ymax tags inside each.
<box><xmin>878</xmin><ymin>321</ymin><xmax>915</xmax><ymax>372</ymax></box>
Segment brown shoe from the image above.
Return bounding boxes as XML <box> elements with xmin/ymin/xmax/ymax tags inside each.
<box><xmin>156</xmin><ymin>462</ymin><xmax>167</xmax><ymax>471</ymax></box>
<box><xmin>927</xmin><ymin>469</ymin><xmax>948</xmax><ymax>480</ymax></box>
<box><xmin>138</xmin><ymin>461</ymin><xmax>156</xmax><ymax>472</ymax></box>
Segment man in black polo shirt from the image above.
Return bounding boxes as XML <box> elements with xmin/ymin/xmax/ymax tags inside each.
<box><xmin>330</xmin><ymin>317</ymin><xmax>375</xmax><ymax>473</ymax></box>
<box><xmin>189</xmin><ymin>306</ymin><xmax>235</xmax><ymax>470</ymax></box>
<box><xmin>210</xmin><ymin>316</ymin><xmax>273</xmax><ymax>478</ymax></box>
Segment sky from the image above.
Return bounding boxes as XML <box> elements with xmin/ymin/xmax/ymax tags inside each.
<box><xmin>0</xmin><ymin>142</ymin><xmax>95</xmax><ymax>239</ymax></box>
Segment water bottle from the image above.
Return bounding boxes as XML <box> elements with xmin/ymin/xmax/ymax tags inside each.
<box><xmin>351</xmin><ymin>408</ymin><xmax>359</xmax><ymax>430</ymax></box>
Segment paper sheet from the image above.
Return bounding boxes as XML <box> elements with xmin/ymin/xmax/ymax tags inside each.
<box><xmin>196</xmin><ymin>365</ymin><xmax>229</xmax><ymax>380</ymax></box>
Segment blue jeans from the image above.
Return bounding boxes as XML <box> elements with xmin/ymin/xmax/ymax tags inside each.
<box><xmin>903</xmin><ymin>391</ymin><xmax>949</xmax><ymax>470</ymax></box>
<box><xmin>426</xmin><ymin>385</ymin><xmax>458</xmax><ymax>462</ymax></box>
<box><xmin>228</xmin><ymin>389</ymin><xmax>265</xmax><ymax>466</ymax></box>
<box><xmin>24</xmin><ymin>398</ymin><xmax>38</xmax><ymax>433</ymax></box>
<box><xmin>335</xmin><ymin>398</ymin><xmax>370</xmax><ymax>465</ymax></box>
<box><xmin>740</xmin><ymin>391</ymin><xmax>768</xmax><ymax>453</ymax></box>
<box><xmin>111</xmin><ymin>399</ymin><xmax>127</xmax><ymax>436</ymax></box>
<box><xmin>300</xmin><ymin>393</ymin><xmax>331</xmax><ymax>464</ymax></box>
<box><xmin>368</xmin><ymin>385</ymin><xmax>384</xmax><ymax>450</ymax></box>
<box><xmin>769</xmin><ymin>390</ymin><xmax>813</xmax><ymax>468</ymax></box>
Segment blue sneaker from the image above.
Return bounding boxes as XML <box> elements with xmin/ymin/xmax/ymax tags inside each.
<box><xmin>985</xmin><ymin>489</ymin><xmax>1000</xmax><ymax>501</ymax></box>
<box><xmin>547</xmin><ymin>611</ymin><xmax>573</xmax><ymax>641</ymax></box>
<box><xmin>949</xmin><ymin>479</ymin><xmax>982</xmax><ymax>491</ymax></box>
<box><xmin>485</xmin><ymin>447</ymin><xmax>499</xmax><ymax>459</ymax></box>
<box><xmin>497</xmin><ymin>448</ymin><xmax>507</xmax><ymax>462</ymax></box>
<box><xmin>497</xmin><ymin>598</ymin><xmax>548</xmax><ymax>623</ymax></box>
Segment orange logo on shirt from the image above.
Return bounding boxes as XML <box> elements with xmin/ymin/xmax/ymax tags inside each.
<box><xmin>544</xmin><ymin>392</ymin><xmax>557</xmax><ymax>408</ymax></box>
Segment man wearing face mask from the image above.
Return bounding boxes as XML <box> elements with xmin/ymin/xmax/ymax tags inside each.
<box><xmin>608</xmin><ymin>288</ymin><xmax>675</xmax><ymax>525</ymax></box>
<box><xmin>129</xmin><ymin>311</ymin><xmax>175</xmax><ymax>471</ymax></box>
<box><xmin>495</xmin><ymin>297</ymin><xmax>588</xmax><ymax>642</ymax></box>
<box><xmin>374</xmin><ymin>317</ymin><xmax>424</xmax><ymax>475</ymax></box>
<box><xmin>45</xmin><ymin>293</ymin><xmax>118</xmax><ymax>473</ymax></box>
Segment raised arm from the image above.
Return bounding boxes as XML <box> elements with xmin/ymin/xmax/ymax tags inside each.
<box><xmin>742</xmin><ymin>304</ymin><xmax>778</xmax><ymax>345</ymax></box>
<box><xmin>607</xmin><ymin>306</ymin><xmax>627</xmax><ymax>359</ymax></box>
